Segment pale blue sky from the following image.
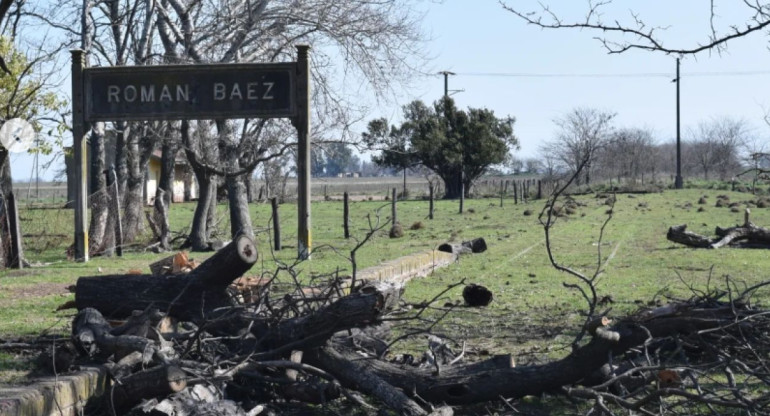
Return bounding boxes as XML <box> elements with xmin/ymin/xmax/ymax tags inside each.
<box><xmin>10</xmin><ymin>0</ymin><xmax>770</xmax><ymax>181</ymax></box>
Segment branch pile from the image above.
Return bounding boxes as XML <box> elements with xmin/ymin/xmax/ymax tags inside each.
<box><xmin>52</xmin><ymin>235</ymin><xmax>770</xmax><ymax>415</ymax></box>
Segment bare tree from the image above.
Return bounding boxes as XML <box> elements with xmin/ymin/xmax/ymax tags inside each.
<box><xmin>687</xmin><ymin>117</ymin><xmax>748</xmax><ymax>181</ymax></box>
<box><xmin>598</xmin><ymin>127</ymin><xmax>657</xmax><ymax>185</ymax></box>
<box><xmin>502</xmin><ymin>1</ymin><xmax>770</xmax><ymax>56</ymax></box>
<box><xmin>153</xmin><ymin>0</ymin><xmax>429</xmax><ymax>248</ymax></box>
<box><xmin>542</xmin><ymin>107</ymin><xmax>615</xmax><ymax>186</ymax></box>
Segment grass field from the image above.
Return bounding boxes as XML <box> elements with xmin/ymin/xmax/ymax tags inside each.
<box><xmin>3</xmin><ymin>186</ymin><xmax>770</xmax><ymax>380</ymax></box>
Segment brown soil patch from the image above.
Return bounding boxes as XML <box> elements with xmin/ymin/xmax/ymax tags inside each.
<box><xmin>0</xmin><ymin>283</ymin><xmax>71</xmax><ymax>307</ymax></box>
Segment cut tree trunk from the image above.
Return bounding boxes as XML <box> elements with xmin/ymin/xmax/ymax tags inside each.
<box><xmin>438</xmin><ymin>238</ymin><xmax>487</xmax><ymax>255</ymax></box>
<box><xmin>250</xmin><ymin>281</ymin><xmax>404</xmax><ymax>353</ymax></box>
<box><xmin>75</xmin><ymin>234</ymin><xmax>258</xmax><ymax>321</ymax></box>
<box><xmin>667</xmin><ymin>219</ymin><xmax>770</xmax><ymax>249</ymax></box>
<box><xmin>72</xmin><ymin>307</ymin><xmax>156</xmax><ymax>360</ymax></box>
<box><xmin>309</xmin><ymin>304</ymin><xmax>738</xmax><ymax>406</ymax></box>
<box><xmin>109</xmin><ymin>364</ymin><xmax>187</xmax><ymax>413</ymax></box>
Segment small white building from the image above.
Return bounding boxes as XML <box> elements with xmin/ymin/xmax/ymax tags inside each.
<box><xmin>145</xmin><ymin>149</ymin><xmax>199</xmax><ymax>205</ymax></box>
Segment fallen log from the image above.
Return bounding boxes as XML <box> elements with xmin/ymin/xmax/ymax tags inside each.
<box><xmin>75</xmin><ymin>234</ymin><xmax>258</xmax><ymax>321</ymax></box>
<box><xmin>72</xmin><ymin>307</ymin><xmax>156</xmax><ymax>361</ymax></box>
<box><xmin>667</xmin><ymin>219</ymin><xmax>770</xmax><ymax>249</ymax></box>
<box><xmin>310</xmin><ymin>345</ymin><xmax>431</xmax><ymax>416</ymax></box>
<box><xmin>109</xmin><ymin>364</ymin><xmax>187</xmax><ymax>413</ymax></box>
<box><xmin>309</xmin><ymin>303</ymin><xmax>743</xmax><ymax>406</ymax></box>
<box><xmin>245</xmin><ymin>281</ymin><xmax>404</xmax><ymax>354</ymax></box>
<box><xmin>438</xmin><ymin>238</ymin><xmax>487</xmax><ymax>255</ymax></box>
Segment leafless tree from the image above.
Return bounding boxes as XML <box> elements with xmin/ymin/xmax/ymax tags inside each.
<box><xmin>598</xmin><ymin>127</ymin><xmax>658</xmax><ymax>185</ymax></box>
<box><xmin>687</xmin><ymin>117</ymin><xmax>748</xmax><ymax>181</ymax></box>
<box><xmin>31</xmin><ymin>0</ymin><xmax>428</xmax><ymax>251</ymax></box>
<box><xmin>501</xmin><ymin>0</ymin><xmax>770</xmax><ymax>56</ymax></box>
<box><xmin>156</xmin><ymin>0</ymin><xmax>427</xmax><ymax>248</ymax></box>
<box><xmin>542</xmin><ymin>107</ymin><xmax>615</xmax><ymax>186</ymax></box>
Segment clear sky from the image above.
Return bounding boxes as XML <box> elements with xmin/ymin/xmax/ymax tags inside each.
<box><xmin>10</xmin><ymin>0</ymin><xmax>770</xmax><ymax>181</ymax></box>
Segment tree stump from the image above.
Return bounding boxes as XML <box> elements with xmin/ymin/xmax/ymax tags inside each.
<box><xmin>75</xmin><ymin>234</ymin><xmax>258</xmax><ymax>321</ymax></box>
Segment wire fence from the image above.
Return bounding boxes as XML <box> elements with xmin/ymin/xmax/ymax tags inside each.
<box><xmin>7</xmin><ymin>175</ymin><xmax>547</xmax><ymax>265</ymax></box>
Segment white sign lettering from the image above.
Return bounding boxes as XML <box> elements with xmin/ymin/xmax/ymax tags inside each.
<box><xmin>106</xmin><ymin>82</ymin><xmax>277</xmax><ymax>103</ymax></box>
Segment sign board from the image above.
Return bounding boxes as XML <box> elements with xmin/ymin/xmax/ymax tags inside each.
<box><xmin>84</xmin><ymin>63</ymin><xmax>296</xmax><ymax>121</ymax></box>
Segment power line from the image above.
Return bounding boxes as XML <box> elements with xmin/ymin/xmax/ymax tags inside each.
<box><xmin>449</xmin><ymin>70</ymin><xmax>770</xmax><ymax>78</ymax></box>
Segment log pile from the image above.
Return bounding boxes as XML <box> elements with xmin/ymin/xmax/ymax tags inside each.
<box><xmin>52</xmin><ymin>234</ymin><xmax>770</xmax><ymax>415</ymax></box>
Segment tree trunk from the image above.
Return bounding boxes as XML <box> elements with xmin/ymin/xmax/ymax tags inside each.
<box><xmin>227</xmin><ymin>174</ymin><xmax>253</xmax><ymax>239</ymax></box>
<box><xmin>157</xmin><ymin>131</ymin><xmax>177</xmax><ymax>210</ymax></box>
<box><xmin>218</xmin><ymin>120</ymin><xmax>254</xmax><ymax>239</ymax></box>
<box><xmin>123</xmin><ymin>127</ymin><xmax>154</xmax><ymax>243</ymax></box>
<box><xmin>443</xmin><ymin>171</ymin><xmax>462</xmax><ymax>200</ymax></box>
<box><xmin>245</xmin><ymin>172</ymin><xmax>255</xmax><ymax>203</ymax></box>
<box><xmin>153</xmin><ymin>132</ymin><xmax>177</xmax><ymax>250</ymax></box>
<box><xmin>188</xmin><ymin>173</ymin><xmax>216</xmax><ymax>251</ymax></box>
<box><xmin>311</xmin><ymin>305</ymin><xmax>735</xmax><ymax>406</ymax></box>
<box><xmin>0</xmin><ymin>149</ymin><xmax>10</xmax><ymax>268</ymax></box>
<box><xmin>183</xmin><ymin>166</ymin><xmax>193</xmax><ymax>201</ymax></box>
<box><xmin>75</xmin><ymin>234</ymin><xmax>258</xmax><ymax>321</ymax></box>
<box><xmin>88</xmin><ymin>124</ymin><xmax>110</xmax><ymax>255</ymax></box>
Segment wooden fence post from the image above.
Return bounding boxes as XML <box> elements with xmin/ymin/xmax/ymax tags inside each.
<box><xmin>537</xmin><ymin>179</ymin><xmax>542</xmax><ymax>200</ymax></box>
<box><xmin>271</xmin><ymin>197</ymin><xmax>281</xmax><ymax>251</ymax></box>
<box><xmin>429</xmin><ymin>184</ymin><xmax>434</xmax><ymax>220</ymax></box>
<box><xmin>343</xmin><ymin>192</ymin><xmax>350</xmax><ymax>239</ymax></box>
<box><xmin>513</xmin><ymin>181</ymin><xmax>518</xmax><ymax>204</ymax></box>
<box><xmin>391</xmin><ymin>187</ymin><xmax>398</xmax><ymax>224</ymax></box>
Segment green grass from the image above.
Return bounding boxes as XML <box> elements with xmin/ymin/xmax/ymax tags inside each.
<box><xmin>4</xmin><ymin>188</ymin><xmax>770</xmax><ymax>353</ymax></box>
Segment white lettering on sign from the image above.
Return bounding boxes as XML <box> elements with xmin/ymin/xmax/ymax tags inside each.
<box><xmin>124</xmin><ymin>85</ymin><xmax>137</xmax><ymax>102</ymax></box>
<box><xmin>177</xmin><ymin>85</ymin><xmax>189</xmax><ymax>101</ymax></box>
<box><xmin>159</xmin><ymin>85</ymin><xmax>172</xmax><ymax>101</ymax></box>
<box><xmin>141</xmin><ymin>85</ymin><xmax>155</xmax><ymax>102</ymax></box>
<box><xmin>230</xmin><ymin>83</ymin><xmax>242</xmax><ymax>100</ymax></box>
<box><xmin>247</xmin><ymin>83</ymin><xmax>258</xmax><ymax>99</ymax></box>
<box><xmin>214</xmin><ymin>83</ymin><xmax>226</xmax><ymax>100</ymax></box>
<box><xmin>108</xmin><ymin>84</ymin><xmax>193</xmax><ymax>103</ymax></box>
<box><xmin>107</xmin><ymin>85</ymin><xmax>120</xmax><ymax>103</ymax></box>
<box><xmin>262</xmin><ymin>82</ymin><xmax>274</xmax><ymax>99</ymax></box>
<box><xmin>212</xmin><ymin>82</ymin><xmax>276</xmax><ymax>101</ymax></box>
<box><xmin>106</xmin><ymin>81</ymin><xmax>277</xmax><ymax>103</ymax></box>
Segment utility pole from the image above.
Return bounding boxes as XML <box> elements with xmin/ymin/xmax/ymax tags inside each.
<box><xmin>439</xmin><ymin>70</ymin><xmax>454</xmax><ymax>97</ymax></box>
<box><xmin>674</xmin><ymin>58</ymin><xmax>683</xmax><ymax>189</ymax></box>
<box><xmin>439</xmin><ymin>71</ymin><xmax>464</xmax><ymax>213</ymax></box>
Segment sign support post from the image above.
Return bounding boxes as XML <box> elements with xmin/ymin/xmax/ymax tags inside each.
<box><xmin>293</xmin><ymin>45</ymin><xmax>311</xmax><ymax>260</ymax></box>
<box><xmin>71</xmin><ymin>50</ymin><xmax>89</xmax><ymax>261</ymax></box>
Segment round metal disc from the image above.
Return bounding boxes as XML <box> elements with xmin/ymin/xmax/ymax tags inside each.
<box><xmin>0</xmin><ymin>118</ymin><xmax>35</xmax><ymax>153</ymax></box>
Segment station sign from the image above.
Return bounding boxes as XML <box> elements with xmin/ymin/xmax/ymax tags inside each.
<box><xmin>84</xmin><ymin>63</ymin><xmax>296</xmax><ymax>121</ymax></box>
